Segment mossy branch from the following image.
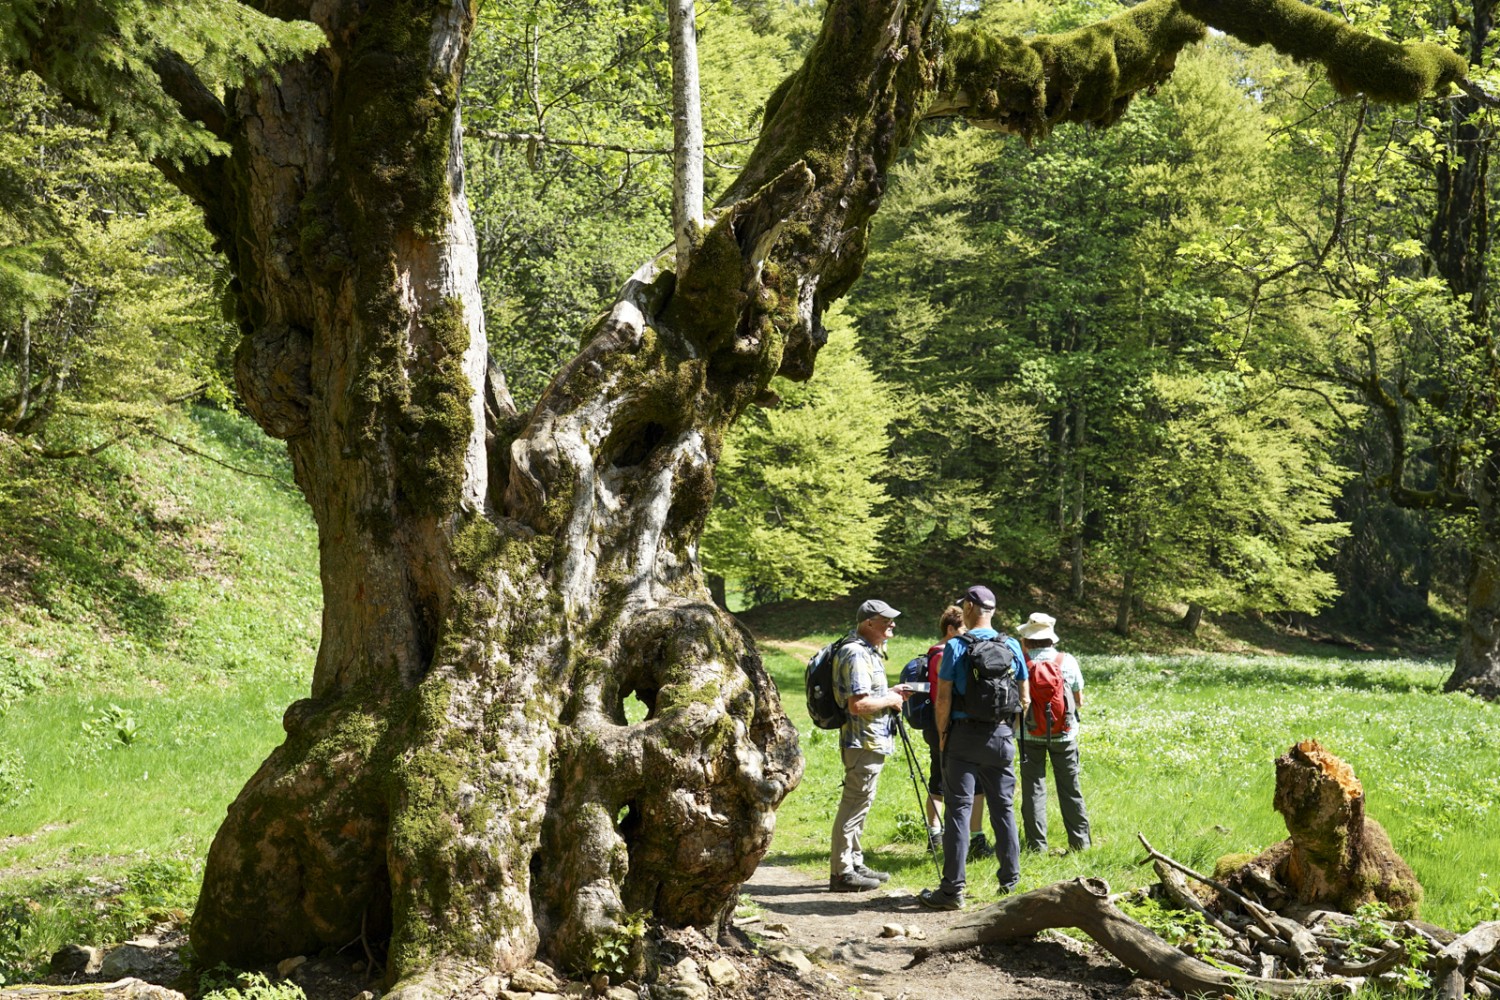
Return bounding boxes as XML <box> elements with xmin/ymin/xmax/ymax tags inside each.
<box><xmin>927</xmin><ymin>0</ymin><xmax>1207</xmax><ymax>137</ymax></box>
<box><xmin>928</xmin><ymin>0</ymin><xmax>1467</xmax><ymax>139</ymax></box>
<box><xmin>1181</xmin><ymin>0</ymin><xmax>1467</xmax><ymax>103</ymax></box>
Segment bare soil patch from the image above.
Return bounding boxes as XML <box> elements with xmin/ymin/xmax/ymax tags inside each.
<box><xmin>739</xmin><ymin>859</ymin><xmax>1152</xmax><ymax>1000</ymax></box>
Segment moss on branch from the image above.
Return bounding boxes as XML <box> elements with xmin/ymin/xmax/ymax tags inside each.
<box><xmin>1181</xmin><ymin>0</ymin><xmax>1466</xmax><ymax>102</ymax></box>
<box><xmin>937</xmin><ymin>0</ymin><xmax>1206</xmax><ymax>137</ymax></box>
<box><xmin>937</xmin><ymin>0</ymin><xmax>1465</xmax><ymax>139</ymax></box>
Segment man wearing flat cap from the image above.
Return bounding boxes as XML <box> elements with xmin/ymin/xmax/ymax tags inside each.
<box><xmin>829</xmin><ymin>598</ymin><xmax>909</xmax><ymax>892</ymax></box>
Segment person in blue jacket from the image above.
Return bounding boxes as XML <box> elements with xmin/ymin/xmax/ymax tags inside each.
<box><xmin>919</xmin><ymin>585</ymin><xmax>1029</xmax><ymax>910</ymax></box>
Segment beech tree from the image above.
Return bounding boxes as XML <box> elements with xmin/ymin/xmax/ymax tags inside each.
<box><xmin>3</xmin><ymin>0</ymin><xmax>1471</xmax><ymax>996</ymax></box>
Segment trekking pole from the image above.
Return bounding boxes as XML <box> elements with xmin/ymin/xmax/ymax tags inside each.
<box><xmin>894</xmin><ymin>716</ymin><xmax>941</xmax><ymax>871</ymax></box>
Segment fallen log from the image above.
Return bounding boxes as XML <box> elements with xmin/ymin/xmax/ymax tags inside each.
<box><xmin>1324</xmin><ymin>941</ymin><xmax>1406</xmax><ymax>977</ymax></box>
<box><xmin>1431</xmin><ymin>920</ymin><xmax>1500</xmax><ymax>1000</ymax></box>
<box><xmin>0</xmin><ymin>980</ymin><xmax>185</xmax><ymax>1000</ymax></box>
<box><xmin>908</xmin><ymin>877</ymin><xmax>1353</xmax><ymax>999</ymax></box>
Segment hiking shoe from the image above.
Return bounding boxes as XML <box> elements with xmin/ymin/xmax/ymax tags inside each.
<box><xmin>854</xmin><ymin>864</ymin><xmax>891</xmax><ymax>883</ymax></box>
<box><xmin>829</xmin><ymin>871</ymin><xmax>882</xmax><ymax>893</ymax></box>
<box><xmin>997</xmin><ymin>880</ymin><xmax>1020</xmax><ymax>895</ymax></box>
<box><xmin>918</xmin><ymin>888</ymin><xmax>964</xmax><ymax>911</ymax></box>
<box><xmin>927</xmin><ymin>832</ymin><xmax>943</xmax><ymax>857</ymax></box>
<box><xmin>969</xmin><ymin>833</ymin><xmax>993</xmax><ymax>860</ymax></box>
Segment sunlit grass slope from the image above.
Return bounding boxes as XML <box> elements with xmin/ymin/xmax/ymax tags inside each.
<box><xmin>0</xmin><ymin>406</ymin><xmax>318</xmax><ymax>978</ymax></box>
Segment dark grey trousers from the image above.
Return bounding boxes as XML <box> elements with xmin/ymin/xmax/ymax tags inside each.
<box><xmin>1019</xmin><ymin>737</ymin><xmax>1091</xmax><ymax>852</ymax></box>
<box><xmin>939</xmin><ymin>719</ymin><xmax>1020</xmax><ymax>895</ymax></box>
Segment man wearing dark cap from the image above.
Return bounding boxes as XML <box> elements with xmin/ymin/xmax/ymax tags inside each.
<box><xmin>829</xmin><ymin>599</ymin><xmax>909</xmax><ymax>892</ymax></box>
<box><xmin>920</xmin><ymin>585</ymin><xmax>1029</xmax><ymax>909</ymax></box>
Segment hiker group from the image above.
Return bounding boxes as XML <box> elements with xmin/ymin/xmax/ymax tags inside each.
<box><xmin>807</xmin><ymin>587</ymin><xmax>1091</xmax><ymax>909</ymax></box>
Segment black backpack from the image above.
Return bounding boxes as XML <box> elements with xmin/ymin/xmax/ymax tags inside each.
<box><xmin>899</xmin><ymin>654</ymin><xmax>933</xmax><ymax>729</ymax></box>
<box><xmin>953</xmin><ymin>633</ymin><xmax>1021</xmax><ymax>723</ymax></box>
<box><xmin>804</xmin><ymin>637</ymin><xmax>856</xmax><ymax>730</ymax></box>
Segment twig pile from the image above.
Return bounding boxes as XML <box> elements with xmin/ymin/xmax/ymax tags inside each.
<box><xmin>1139</xmin><ymin>833</ymin><xmax>1500</xmax><ymax>998</ymax></box>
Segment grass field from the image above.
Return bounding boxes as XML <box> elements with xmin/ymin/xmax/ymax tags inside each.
<box><xmin>0</xmin><ymin>407</ymin><xmax>318</xmax><ymax>981</ymax></box>
<box><xmin>760</xmin><ymin>635</ymin><xmax>1500</xmax><ymax>933</ymax></box>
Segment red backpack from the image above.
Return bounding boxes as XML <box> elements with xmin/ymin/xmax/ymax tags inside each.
<box><xmin>1025</xmin><ymin>652</ymin><xmax>1075</xmax><ymax>738</ymax></box>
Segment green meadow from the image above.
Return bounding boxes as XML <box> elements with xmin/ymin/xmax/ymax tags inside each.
<box><xmin>761</xmin><ymin>637</ymin><xmax>1500</xmax><ymax>933</ymax></box>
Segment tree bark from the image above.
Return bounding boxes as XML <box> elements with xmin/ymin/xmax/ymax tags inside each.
<box><xmin>1180</xmin><ymin>602</ymin><xmax>1204</xmax><ymax>634</ymax></box>
<box><xmin>1448</xmin><ymin>535</ymin><xmax>1500</xmax><ymax>698</ymax></box>
<box><xmin>184</xmin><ymin>0</ymin><xmax>940</xmax><ymax>993</ymax></box>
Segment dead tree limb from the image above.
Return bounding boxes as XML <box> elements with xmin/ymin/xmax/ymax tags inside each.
<box><xmin>1138</xmin><ymin>833</ymin><xmax>1276</xmax><ymax>933</ymax></box>
<box><xmin>909</xmin><ymin>877</ymin><xmax>1351</xmax><ymax>999</ymax></box>
<box><xmin>1432</xmin><ymin>921</ymin><xmax>1500</xmax><ymax>1000</ymax></box>
<box><xmin>1139</xmin><ymin>833</ymin><xmax>1319</xmax><ymax>969</ymax></box>
<box><xmin>1324</xmin><ymin>942</ymin><xmax>1406</xmax><ymax>977</ymax></box>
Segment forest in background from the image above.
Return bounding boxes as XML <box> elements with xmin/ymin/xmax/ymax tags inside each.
<box><xmin>3</xmin><ymin>0</ymin><xmax>1495</xmax><ymax>649</ymax></box>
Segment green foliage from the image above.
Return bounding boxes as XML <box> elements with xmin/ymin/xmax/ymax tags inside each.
<box><xmin>851</xmin><ymin>36</ymin><xmax>1352</xmax><ymax>618</ymax></box>
<box><xmin>892</xmin><ymin>811</ymin><xmax>929</xmax><ymax>845</ymax></box>
<box><xmin>199</xmin><ymin>968</ymin><xmax>309</xmax><ymax>1000</ymax></box>
<box><xmin>1462</xmin><ymin>873</ymin><xmax>1500</xmax><ymax>930</ymax></box>
<box><xmin>0</xmin><ymin>67</ymin><xmax>234</xmax><ymax>451</ymax></box>
<box><xmin>1327</xmin><ymin>900</ymin><xmax>1394</xmax><ymax>959</ymax></box>
<box><xmin>587</xmin><ymin>909</ymin><xmax>647</xmax><ymax>980</ymax></box>
<box><xmin>703</xmin><ymin>310</ymin><xmax>897</xmax><ymax>604</ymax></box>
<box><xmin>80</xmin><ymin>703</ymin><xmax>143</xmax><ymax>751</ymax></box>
<box><xmin>0</xmin><ymin>746</ymin><xmax>32</xmax><ymax>809</ymax></box>
<box><xmin>1116</xmin><ymin>893</ymin><xmax>1227</xmax><ymax>957</ymax></box>
<box><xmin>0</xmin><ymin>0</ymin><xmax>322</xmax><ymax>162</ymax></box>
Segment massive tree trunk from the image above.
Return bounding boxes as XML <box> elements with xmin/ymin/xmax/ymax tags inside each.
<box><xmin>3</xmin><ymin>0</ymin><xmax>1459</xmax><ymax>995</ymax></box>
<box><xmin>181</xmin><ymin>1</ymin><xmax>940</xmax><ymax>994</ymax></box>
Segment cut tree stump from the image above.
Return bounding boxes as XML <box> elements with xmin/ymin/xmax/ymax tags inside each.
<box><xmin>909</xmin><ymin>878</ymin><xmax>1353</xmax><ymax>999</ymax></box>
<box><xmin>1233</xmin><ymin>740</ymin><xmax>1423</xmax><ymax>918</ymax></box>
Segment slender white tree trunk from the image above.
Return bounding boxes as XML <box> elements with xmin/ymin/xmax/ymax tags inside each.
<box><xmin>668</xmin><ymin>0</ymin><xmax>703</xmax><ymax>270</ymax></box>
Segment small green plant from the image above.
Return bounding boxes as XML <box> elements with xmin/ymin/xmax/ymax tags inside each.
<box><xmin>1117</xmin><ymin>894</ymin><xmax>1227</xmax><ymax>957</ymax></box>
<box><xmin>1391</xmin><ymin>930</ymin><xmax>1432</xmax><ymax>992</ymax></box>
<box><xmin>588</xmin><ymin>910</ymin><xmax>647</xmax><ymax>981</ymax></box>
<box><xmin>199</xmin><ymin>967</ymin><xmax>308</xmax><ymax>1000</ymax></box>
<box><xmin>1462</xmin><ymin>873</ymin><xmax>1500</xmax><ymax>929</ymax></box>
<box><xmin>1328</xmin><ymin>901</ymin><xmax>1393</xmax><ymax>960</ymax></box>
<box><xmin>893</xmin><ymin>810</ymin><xmax>928</xmax><ymax>845</ymax></box>
<box><xmin>0</xmin><ymin>747</ymin><xmax>33</xmax><ymax>808</ymax></box>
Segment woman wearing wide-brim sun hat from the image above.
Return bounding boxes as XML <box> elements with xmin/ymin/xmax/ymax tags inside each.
<box><xmin>1016</xmin><ymin>612</ymin><xmax>1092</xmax><ymax>854</ymax></box>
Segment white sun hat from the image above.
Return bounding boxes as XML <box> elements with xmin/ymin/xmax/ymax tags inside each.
<box><xmin>1016</xmin><ymin>612</ymin><xmax>1059</xmax><ymax>643</ymax></box>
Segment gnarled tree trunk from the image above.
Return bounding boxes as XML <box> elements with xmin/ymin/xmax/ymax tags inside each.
<box><xmin>11</xmin><ymin>0</ymin><xmax>1455</xmax><ymax>996</ymax></box>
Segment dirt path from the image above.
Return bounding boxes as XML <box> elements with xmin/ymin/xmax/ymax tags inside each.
<box><xmin>740</xmin><ymin>860</ymin><xmax>1145</xmax><ymax>1000</ymax></box>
